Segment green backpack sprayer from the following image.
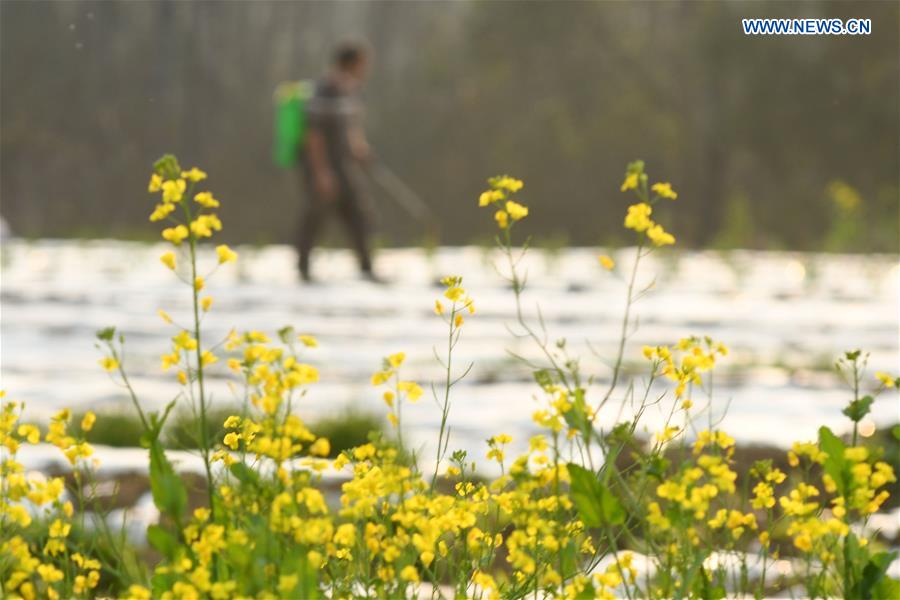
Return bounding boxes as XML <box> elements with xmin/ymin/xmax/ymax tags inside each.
<box><xmin>273</xmin><ymin>80</ymin><xmax>315</xmax><ymax>168</ymax></box>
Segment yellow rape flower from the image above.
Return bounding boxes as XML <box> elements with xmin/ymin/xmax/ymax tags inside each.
<box><xmin>398</xmin><ymin>381</ymin><xmax>424</xmax><ymax>401</ymax></box>
<box><xmin>127</xmin><ymin>585</ymin><xmax>152</xmax><ymax>600</ymax></box>
<box><xmin>194</xmin><ymin>276</ymin><xmax>205</xmax><ymax>292</ymax></box>
<box><xmin>173</xmin><ymin>331</ymin><xmax>198</xmax><ymax>351</ymax></box>
<box><xmin>162</xmin><ymin>225</ymin><xmax>189</xmax><ymax>245</ymax></box>
<box><xmin>444</xmin><ymin>286</ymin><xmax>465</xmax><ymax>302</ymax></box>
<box><xmin>182</xmin><ymin>167</ymin><xmax>207</xmax><ymax>182</ymax></box>
<box><xmin>161</xmin><ymin>178</ymin><xmax>186</xmax><ymax>203</ymax></box>
<box><xmin>751</xmin><ymin>481</ymin><xmax>775</xmax><ymax>509</ymax></box>
<box><xmin>494</xmin><ymin>210</ymin><xmax>509</xmax><ymax>229</ymax></box>
<box><xmin>655</xmin><ymin>425</ymin><xmax>680</xmax><ymax>443</ymax></box>
<box><xmin>193</xmin><ymin>191</ymin><xmax>219</xmax><ymax>208</ymax></box>
<box><xmin>334</xmin><ymin>523</ymin><xmax>356</xmax><ymax>546</ymax></box>
<box><xmin>489</xmin><ymin>175</ymin><xmax>523</xmax><ymax>192</ymax></box>
<box><xmin>160</xmin><ymin>251</ymin><xmax>176</xmax><ymax>270</ymax></box>
<box><xmin>400</xmin><ymin>565</ymin><xmax>420</xmax><ymax>583</ymax></box>
<box><xmin>216</xmin><ymin>244</ymin><xmax>237</xmax><ymax>263</ymax></box>
<box><xmin>624</xmin><ymin>203</ymin><xmax>652</xmax><ymax>232</ymax></box>
<box><xmin>505</xmin><ymin>200</ymin><xmax>528</xmax><ymax>221</ymax></box>
<box><xmin>49</xmin><ymin>519</ymin><xmax>71</xmax><ymax>538</ymax></box>
<box><xmin>18</xmin><ymin>424</ymin><xmax>41</xmax><ymax>444</ymax></box>
<box><xmin>99</xmin><ymin>357</ymin><xmax>118</xmax><ymax>372</ymax></box>
<box><xmin>299</xmin><ymin>334</ymin><xmax>318</xmax><ymax>347</ymax></box>
<box><xmin>651</xmin><ymin>182</ymin><xmax>678</xmax><ymax>200</ymax></box>
<box><xmin>352</xmin><ymin>443</ymin><xmax>376</xmax><ymax>460</ymax></box>
<box><xmin>620</xmin><ymin>172</ymin><xmax>639</xmax><ymax>192</ymax></box>
<box><xmin>875</xmin><ymin>371</ymin><xmax>896</xmax><ymax>387</ymax></box>
<box><xmin>148</xmin><ymin>173</ymin><xmax>163</xmax><ymax>192</ymax></box>
<box><xmin>150</xmin><ymin>202</ymin><xmax>175</xmax><ymax>222</ymax></box>
<box><xmin>80</xmin><ymin>411</ymin><xmax>96</xmax><ymax>432</ymax></box>
<box><xmin>309</xmin><ymin>438</ymin><xmax>330</xmax><ymax>457</ymax></box>
<box><xmin>201</xmin><ymin>296</ymin><xmax>213</xmax><ymax>311</ymax></box>
<box><xmin>647</xmin><ymin>224</ymin><xmax>675</xmax><ymax>246</ymax></box>
<box><xmin>371</xmin><ymin>370</ymin><xmax>391</xmax><ymax>386</ymax></box>
<box><xmin>37</xmin><ymin>564</ymin><xmax>64</xmax><ymax>583</ymax></box>
<box><xmin>479</xmin><ymin>189</ymin><xmax>505</xmax><ymax>207</ymax></box>
<box><xmin>388</xmin><ymin>352</ymin><xmax>406</xmax><ymax>368</ymax></box>
<box><xmin>190</xmin><ymin>214</ymin><xmax>222</xmax><ymax>238</ymax></box>
<box><xmin>598</xmin><ymin>255</ymin><xmax>615</xmax><ymax>270</ymax></box>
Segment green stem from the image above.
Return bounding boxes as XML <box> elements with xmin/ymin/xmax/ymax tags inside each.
<box><xmin>180</xmin><ymin>196</ymin><xmax>216</xmax><ymax>519</ymax></box>
<box><xmin>431</xmin><ymin>305</ymin><xmax>456</xmax><ymax>490</ymax></box>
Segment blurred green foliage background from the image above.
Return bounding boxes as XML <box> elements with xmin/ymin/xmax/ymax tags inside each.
<box><xmin>1</xmin><ymin>1</ymin><xmax>897</xmax><ymax>251</ymax></box>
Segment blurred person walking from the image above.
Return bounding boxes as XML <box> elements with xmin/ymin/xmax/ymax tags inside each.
<box><xmin>296</xmin><ymin>40</ymin><xmax>380</xmax><ymax>283</ymax></box>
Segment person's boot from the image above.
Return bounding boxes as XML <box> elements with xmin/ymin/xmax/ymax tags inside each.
<box><xmin>298</xmin><ymin>259</ymin><xmax>314</xmax><ymax>284</ymax></box>
<box><xmin>360</xmin><ymin>268</ymin><xmax>387</xmax><ymax>285</ymax></box>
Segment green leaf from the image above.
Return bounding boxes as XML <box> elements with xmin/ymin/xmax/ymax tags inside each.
<box><xmin>859</xmin><ymin>551</ymin><xmax>897</xmax><ymax>599</ymax></box>
<box><xmin>818</xmin><ymin>426</ymin><xmax>847</xmax><ymax>496</ymax></box>
<box><xmin>229</xmin><ymin>462</ymin><xmax>260</xmax><ymax>488</ymax></box>
<box><xmin>151</xmin><ymin>572</ymin><xmax>176</xmax><ymax>598</ymax></box>
<box><xmin>645</xmin><ymin>454</ymin><xmax>670</xmax><ymax>480</ymax></box>
<box><xmin>842</xmin><ymin>396</ymin><xmax>874</xmax><ymax>423</ymax></box>
<box><xmin>873</xmin><ymin>575</ymin><xmax>900</xmax><ymax>600</ymax></box>
<box><xmin>278</xmin><ymin>325</ymin><xmax>295</xmax><ymax>344</ymax></box>
<box><xmin>574</xmin><ymin>582</ymin><xmax>597</xmax><ymax>600</ymax></box>
<box><xmin>96</xmin><ymin>327</ymin><xmax>116</xmax><ymax>341</ymax></box>
<box><xmin>142</xmin><ymin>400</ymin><xmax>177</xmax><ymax>448</ymax></box>
<box><xmin>563</xmin><ymin>389</ymin><xmax>591</xmax><ymax>440</ymax></box>
<box><xmin>146</xmin><ymin>524</ymin><xmax>178</xmax><ymax>560</ymax></box>
<box><xmin>567</xmin><ymin>463</ymin><xmax>625</xmax><ymax>527</ymax></box>
<box><xmin>149</xmin><ymin>440</ymin><xmax>187</xmax><ymax>520</ymax></box>
<box><xmin>279</xmin><ymin>551</ymin><xmax>320</xmax><ymax>599</ymax></box>
<box><xmin>532</xmin><ymin>369</ymin><xmax>554</xmax><ymax>391</ymax></box>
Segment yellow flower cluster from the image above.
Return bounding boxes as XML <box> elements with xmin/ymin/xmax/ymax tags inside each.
<box><xmin>371</xmin><ymin>352</ymin><xmax>424</xmax><ymax>429</ymax></box>
<box><xmin>478</xmin><ymin>175</ymin><xmax>528</xmax><ymax>230</ymax></box>
<box><xmin>0</xmin><ymin>398</ymin><xmax>100</xmax><ymax>600</ymax></box>
<box><xmin>434</xmin><ymin>275</ymin><xmax>476</xmax><ymax>327</ymax></box>
<box><xmin>620</xmin><ymin>162</ymin><xmax>677</xmax><ymax>246</ymax></box>
<box><xmin>644</xmin><ymin>336</ymin><xmax>728</xmax><ymax>405</ymax></box>
<box><xmin>214</xmin><ymin>332</ymin><xmax>326</xmax><ymax>464</ymax></box>
<box><xmin>148</xmin><ymin>156</ymin><xmax>237</xmax><ymax>275</ymax></box>
<box><xmin>6</xmin><ymin>158</ymin><xmax>897</xmax><ymax>599</ymax></box>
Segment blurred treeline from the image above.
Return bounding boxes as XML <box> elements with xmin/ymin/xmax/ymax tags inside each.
<box><xmin>1</xmin><ymin>1</ymin><xmax>897</xmax><ymax>251</ymax></box>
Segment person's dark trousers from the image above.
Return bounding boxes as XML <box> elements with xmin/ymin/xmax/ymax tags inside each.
<box><xmin>297</xmin><ymin>183</ymin><xmax>374</xmax><ymax>280</ymax></box>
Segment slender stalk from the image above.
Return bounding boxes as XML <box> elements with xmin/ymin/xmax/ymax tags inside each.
<box><xmin>432</xmin><ymin>303</ymin><xmax>457</xmax><ymax>489</ymax></box>
<box><xmin>111</xmin><ymin>348</ymin><xmax>150</xmax><ymax>432</ymax></box>
<box><xmin>180</xmin><ymin>196</ymin><xmax>216</xmax><ymax>519</ymax></box>
<box><xmin>600</xmin><ymin>242</ymin><xmax>645</xmax><ymax>411</ymax></box>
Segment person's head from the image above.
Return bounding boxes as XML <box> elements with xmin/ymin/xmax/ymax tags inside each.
<box><xmin>333</xmin><ymin>40</ymin><xmax>371</xmax><ymax>83</ymax></box>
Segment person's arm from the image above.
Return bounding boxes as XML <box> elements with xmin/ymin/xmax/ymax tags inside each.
<box><xmin>306</xmin><ymin>128</ymin><xmax>337</xmax><ymax>201</ymax></box>
<box><xmin>348</xmin><ymin>124</ymin><xmax>371</xmax><ymax>166</ymax></box>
